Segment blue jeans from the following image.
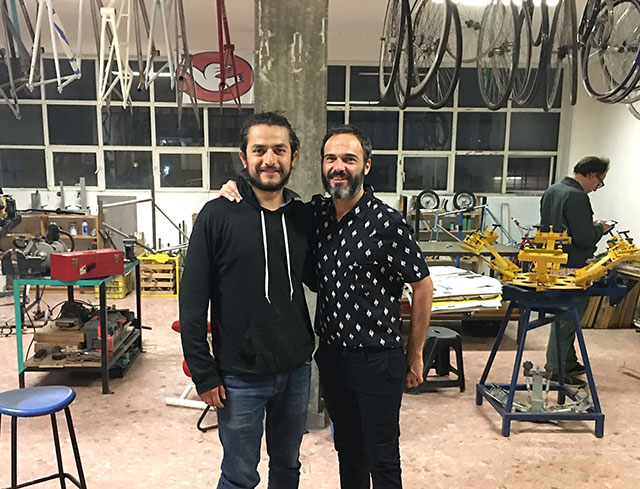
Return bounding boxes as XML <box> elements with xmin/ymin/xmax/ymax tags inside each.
<box><xmin>216</xmin><ymin>362</ymin><xmax>311</xmax><ymax>489</ymax></box>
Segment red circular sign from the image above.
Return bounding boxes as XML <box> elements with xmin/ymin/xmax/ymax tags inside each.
<box><xmin>183</xmin><ymin>52</ymin><xmax>254</xmax><ymax>103</ymax></box>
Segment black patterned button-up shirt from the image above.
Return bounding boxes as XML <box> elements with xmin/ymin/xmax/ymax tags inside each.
<box><xmin>310</xmin><ymin>188</ymin><xmax>430</xmax><ymax>349</ymax></box>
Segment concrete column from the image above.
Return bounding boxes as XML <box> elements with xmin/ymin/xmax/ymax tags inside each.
<box><xmin>254</xmin><ymin>0</ymin><xmax>327</xmax><ymax>201</ymax></box>
<box><xmin>255</xmin><ymin>0</ymin><xmax>328</xmax><ymax>430</ymax></box>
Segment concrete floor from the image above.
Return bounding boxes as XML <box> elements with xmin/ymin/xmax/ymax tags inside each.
<box><xmin>1</xmin><ymin>291</ymin><xmax>640</xmax><ymax>489</ymax></box>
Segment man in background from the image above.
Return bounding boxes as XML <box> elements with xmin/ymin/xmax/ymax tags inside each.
<box><xmin>540</xmin><ymin>156</ymin><xmax>613</xmax><ymax>385</ymax></box>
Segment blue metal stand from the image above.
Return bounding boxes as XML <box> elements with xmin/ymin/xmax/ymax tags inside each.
<box><xmin>476</xmin><ymin>283</ymin><xmax>627</xmax><ymax>438</ymax></box>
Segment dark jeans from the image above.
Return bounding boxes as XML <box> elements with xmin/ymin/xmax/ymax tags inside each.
<box><xmin>545</xmin><ymin>297</ymin><xmax>590</xmax><ymax>374</ymax></box>
<box><xmin>216</xmin><ymin>363</ymin><xmax>311</xmax><ymax>489</ymax></box>
<box><xmin>315</xmin><ymin>344</ymin><xmax>407</xmax><ymax>489</ymax></box>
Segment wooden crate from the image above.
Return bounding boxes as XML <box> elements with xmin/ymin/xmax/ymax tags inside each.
<box><xmin>139</xmin><ymin>255</ymin><xmax>180</xmax><ymax>297</ymax></box>
<box><xmin>582</xmin><ymin>280</ymin><xmax>640</xmax><ymax>329</ymax></box>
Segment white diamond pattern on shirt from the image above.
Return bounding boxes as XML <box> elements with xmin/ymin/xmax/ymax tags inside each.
<box><xmin>311</xmin><ymin>192</ymin><xmax>430</xmax><ymax>349</ymax></box>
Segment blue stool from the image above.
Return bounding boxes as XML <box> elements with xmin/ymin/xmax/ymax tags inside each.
<box><xmin>0</xmin><ymin>386</ymin><xmax>87</xmax><ymax>489</ymax></box>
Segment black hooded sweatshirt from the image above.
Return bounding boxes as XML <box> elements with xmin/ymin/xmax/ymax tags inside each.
<box><xmin>179</xmin><ymin>177</ymin><xmax>316</xmax><ymax>395</ymax></box>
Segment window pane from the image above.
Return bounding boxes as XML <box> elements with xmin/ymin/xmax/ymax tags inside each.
<box><xmin>366</xmin><ymin>154</ymin><xmax>397</xmax><ymax>192</ymax></box>
<box><xmin>156</xmin><ymin>107</ymin><xmax>204</xmax><ymax>146</ymax></box>
<box><xmin>105</xmin><ymin>151</ymin><xmax>153</xmax><ymax>189</ymax></box>
<box><xmin>102</xmin><ymin>106</ymin><xmax>151</xmax><ymax>146</ymax></box>
<box><xmin>328</xmin><ymin>65</ymin><xmax>346</xmax><ymax>103</ymax></box>
<box><xmin>0</xmin><ymin>61</ymin><xmax>41</xmax><ymax>99</ymax></box>
<box><xmin>129</xmin><ymin>61</ymin><xmax>150</xmax><ymax>102</ymax></box>
<box><xmin>454</xmin><ymin>155</ymin><xmax>503</xmax><ymax>193</ymax></box>
<box><xmin>53</xmin><ymin>153</ymin><xmax>97</xmax><ymax>186</ymax></box>
<box><xmin>509</xmin><ymin>113</ymin><xmax>560</xmax><ymax>151</ymax></box>
<box><xmin>44</xmin><ymin>59</ymin><xmax>95</xmax><ymax>100</ymax></box>
<box><xmin>349</xmin><ymin>66</ymin><xmax>394</xmax><ymax>106</ymax></box>
<box><xmin>327</xmin><ymin>110</ymin><xmax>344</xmax><ymax>128</ymax></box>
<box><xmin>0</xmin><ymin>149</ymin><xmax>46</xmax><ymax>187</ymax></box>
<box><xmin>458</xmin><ymin>68</ymin><xmax>485</xmax><ymax>107</ymax></box>
<box><xmin>349</xmin><ymin>111</ymin><xmax>398</xmax><ymax>150</ymax></box>
<box><xmin>403</xmin><ymin>112</ymin><xmax>452</xmax><ymax>150</ymax></box>
<box><xmin>0</xmin><ymin>105</ymin><xmax>43</xmax><ymax>145</ymax></box>
<box><xmin>48</xmin><ymin>105</ymin><xmax>98</xmax><ymax>145</ymax></box>
<box><xmin>209</xmin><ymin>108</ymin><xmax>253</xmax><ymax>147</ymax></box>
<box><xmin>403</xmin><ymin>157</ymin><xmax>448</xmax><ymax>191</ymax></box>
<box><xmin>456</xmin><ymin>112</ymin><xmax>505</xmax><ymax>150</ymax></box>
<box><xmin>160</xmin><ymin>153</ymin><xmax>202</xmax><ymax>187</ymax></box>
<box><xmin>154</xmin><ymin>62</ymin><xmax>176</xmax><ymax>102</ymax></box>
<box><xmin>210</xmin><ymin>152</ymin><xmax>243</xmax><ymax>189</ymax></box>
<box><xmin>507</xmin><ymin>157</ymin><xmax>552</xmax><ymax>191</ymax></box>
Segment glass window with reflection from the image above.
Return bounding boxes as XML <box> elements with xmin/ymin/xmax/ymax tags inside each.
<box><xmin>349</xmin><ymin>111</ymin><xmax>398</xmax><ymax>150</ymax></box>
<box><xmin>102</xmin><ymin>106</ymin><xmax>151</xmax><ymax>146</ymax></box>
<box><xmin>210</xmin><ymin>152</ymin><xmax>243</xmax><ymax>189</ymax></box>
<box><xmin>454</xmin><ymin>155</ymin><xmax>503</xmax><ymax>193</ymax></box>
<box><xmin>0</xmin><ymin>105</ymin><xmax>43</xmax><ymax>145</ymax></box>
<box><xmin>160</xmin><ymin>153</ymin><xmax>202</xmax><ymax>187</ymax></box>
<box><xmin>366</xmin><ymin>154</ymin><xmax>397</xmax><ymax>192</ymax></box>
<box><xmin>403</xmin><ymin>157</ymin><xmax>448</xmax><ymax>191</ymax></box>
<box><xmin>44</xmin><ymin>59</ymin><xmax>95</xmax><ymax>100</ymax></box>
<box><xmin>209</xmin><ymin>109</ymin><xmax>253</xmax><ymax>147</ymax></box>
<box><xmin>0</xmin><ymin>149</ymin><xmax>46</xmax><ymax>187</ymax></box>
<box><xmin>507</xmin><ymin>157</ymin><xmax>552</xmax><ymax>191</ymax></box>
<box><xmin>456</xmin><ymin>112</ymin><xmax>506</xmax><ymax>151</ymax></box>
<box><xmin>53</xmin><ymin>153</ymin><xmax>98</xmax><ymax>186</ymax></box>
<box><xmin>48</xmin><ymin>105</ymin><xmax>98</xmax><ymax>145</ymax></box>
<box><xmin>105</xmin><ymin>151</ymin><xmax>153</xmax><ymax>189</ymax></box>
<box><xmin>156</xmin><ymin>107</ymin><xmax>204</xmax><ymax>147</ymax></box>
<box><xmin>403</xmin><ymin>112</ymin><xmax>452</xmax><ymax>150</ymax></box>
<box><xmin>509</xmin><ymin>113</ymin><xmax>560</xmax><ymax>151</ymax></box>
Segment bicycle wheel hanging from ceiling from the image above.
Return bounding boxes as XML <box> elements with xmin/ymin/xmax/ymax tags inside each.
<box><xmin>476</xmin><ymin>0</ymin><xmax>520</xmax><ymax>110</ymax></box>
<box><xmin>580</xmin><ymin>0</ymin><xmax>640</xmax><ymax>104</ymax></box>
<box><xmin>512</xmin><ymin>0</ymin><xmax>552</xmax><ymax>107</ymax></box>
<box><xmin>457</xmin><ymin>3</ymin><xmax>486</xmax><ymax>64</ymax></box>
<box><xmin>545</xmin><ymin>0</ymin><xmax>578</xmax><ymax>111</ymax></box>
<box><xmin>510</xmin><ymin>1</ymin><xmax>534</xmax><ymax>105</ymax></box>
<box><xmin>393</xmin><ymin>0</ymin><xmax>413</xmax><ymax>109</ymax></box>
<box><xmin>379</xmin><ymin>0</ymin><xmax>409</xmax><ymax>101</ymax></box>
<box><xmin>408</xmin><ymin>0</ymin><xmax>450</xmax><ymax>99</ymax></box>
<box><xmin>421</xmin><ymin>2</ymin><xmax>462</xmax><ymax>109</ymax></box>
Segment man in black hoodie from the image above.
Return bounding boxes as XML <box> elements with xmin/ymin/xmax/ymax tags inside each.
<box><xmin>180</xmin><ymin>112</ymin><xmax>316</xmax><ymax>489</ymax></box>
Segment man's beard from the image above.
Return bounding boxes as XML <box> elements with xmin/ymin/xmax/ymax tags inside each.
<box><xmin>322</xmin><ymin>169</ymin><xmax>365</xmax><ymax>199</ymax></box>
<box><xmin>243</xmin><ymin>166</ymin><xmax>291</xmax><ymax>192</ymax></box>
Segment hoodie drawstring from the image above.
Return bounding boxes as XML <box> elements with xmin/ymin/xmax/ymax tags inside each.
<box><xmin>260</xmin><ymin>210</ymin><xmax>294</xmax><ymax>303</ymax></box>
<box><xmin>261</xmin><ymin>211</ymin><xmax>271</xmax><ymax>303</ymax></box>
<box><xmin>281</xmin><ymin>213</ymin><xmax>294</xmax><ymax>301</ymax></box>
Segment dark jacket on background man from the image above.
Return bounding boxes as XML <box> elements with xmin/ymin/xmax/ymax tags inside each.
<box><xmin>540</xmin><ymin>176</ymin><xmax>604</xmax><ymax>267</ymax></box>
<box><xmin>179</xmin><ymin>176</ymin><xmax>316</xmax><ymax>395</ymax></box>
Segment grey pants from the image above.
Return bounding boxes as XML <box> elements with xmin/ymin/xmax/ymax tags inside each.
<box><xmin>545</xmin><ymin>297</ymin><xmax>590</xmax><ymax>374</ymax></box>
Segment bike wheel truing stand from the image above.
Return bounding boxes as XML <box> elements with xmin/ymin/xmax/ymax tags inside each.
<box><xmin>476</xmin><ymin>284</ymin><xmax>623</xmax><ymax>438</ymax></box>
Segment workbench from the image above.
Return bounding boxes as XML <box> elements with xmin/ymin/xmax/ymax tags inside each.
<box><xmin>13</xmin><ymin>260</ymin><xmax>142</xmax><ymax>394</ymax></box>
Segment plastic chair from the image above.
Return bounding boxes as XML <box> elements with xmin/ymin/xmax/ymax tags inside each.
<box><xmin>406</xmin><ymin>326</ymin><xmax>465</xmax><ymax>394</ymax></box>
<box><xmin>0</xmin><ymin>385</ymin><xmax>87</xmax><ymax>489</ymax></box>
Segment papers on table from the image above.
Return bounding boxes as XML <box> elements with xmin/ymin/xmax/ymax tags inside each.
<box><xmin>405</xmin><ymin>266</ymin><xmax>503</xmax><ymax>314</ymax></box>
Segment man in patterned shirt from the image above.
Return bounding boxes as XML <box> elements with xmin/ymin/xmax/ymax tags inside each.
<box><xmin>312</xmin><ymin>125</ymin><xmax>433</xmax><ymax>489</ymax></box>
<box><xmin>219</xmin><ymin>124</ymin><xmax>434</xmax><ymax>488</ymax></box>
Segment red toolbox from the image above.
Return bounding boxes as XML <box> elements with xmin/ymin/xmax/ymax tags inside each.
<box><xmin>50</xmin><ymin>249</ymin><xmax>125</xmax><ymax>281</ymax></box>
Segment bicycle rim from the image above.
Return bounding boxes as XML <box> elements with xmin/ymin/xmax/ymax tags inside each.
<box><xmin>458</xmin><ymin>4</ymin><xmax>486</xmax><ymax>63</ymax></box>
<box><xmin>379</xmin><ymin>0</ymin><xmax>406</xmax><ymax>100</ymax></box>
<box><xmin>421</xmin><ymin>5</ymin><xmax>462</xmax><ymax>109</ymax></box>
<box><xmin>394</xmin><ymin>1</ymin><xmax>413</xmax><ymax>109</ymax></box>
<box><xmin>477</xmin><ymin>0</ymin><xmax>520</xmax><ymax>110</ymax></box>
<box><xmin>409</xmin><ymin>0</ymin><xmax>450</xmax><ymax>98</ymax></box>
<box><xmin>511</xmin><ymin>4</ymin><xmax>534</xmax><ymax>104</ymax></box>
<box><xmin>581</xmin><ymin>0</ymin><xmax>640</xmax><ymax>102</ymax></box>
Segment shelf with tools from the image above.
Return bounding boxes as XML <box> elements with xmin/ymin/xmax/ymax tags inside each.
<box><xmin>12</xmin><ymin>260</ymin><xmax>143</xmax><ymax>394</ymax></box>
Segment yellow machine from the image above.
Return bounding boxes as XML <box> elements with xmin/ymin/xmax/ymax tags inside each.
<box><xmin>458</xmin><ymin>228</ymin><xmax>640</xmax><ymax>290</ymax></box>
